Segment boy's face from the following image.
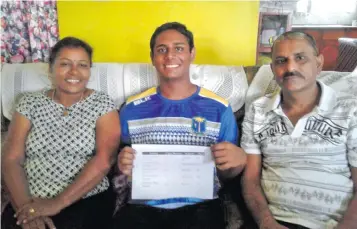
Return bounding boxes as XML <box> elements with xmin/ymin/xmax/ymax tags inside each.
<box><xmin>151</xmin><ymin>29</ymin><xmax>195</xmax><ymax>81</ymax></box>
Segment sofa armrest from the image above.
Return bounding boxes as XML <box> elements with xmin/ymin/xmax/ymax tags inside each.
<box><xmin>243</xmin><ymin>66</ymin><xmax>262</xmax><ymax>85</ymax></box>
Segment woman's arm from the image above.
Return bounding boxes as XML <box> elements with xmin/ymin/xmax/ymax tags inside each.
<box><xmin>2</xmin><ymin>112</ymin><xmax>32</xmax><ymax>210</ymax></box>
<box><xmin>55</xmin><ymin>110</ymin><xmax>121</xmax><ymax>208</ymax></box>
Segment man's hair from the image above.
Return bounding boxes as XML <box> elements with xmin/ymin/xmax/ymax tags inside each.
<box><xmin>271</xmin><ymin>31</ymin><xmax>319</xmax><ymax>56</ymax></box>
<box><xmin>49</xmin><ymin>36</ymin><xmax>93</xmax><ymax>70</ymax></box>
<box><xmin>150</xmin><ymin>22</ymin><xmax>194</xmax><ymax>55</ymax></box>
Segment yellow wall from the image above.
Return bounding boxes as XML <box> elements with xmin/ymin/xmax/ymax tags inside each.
<box><xmin>57</xmin><ymin>1</ymin><xmax>259</xmax><ymax>66</ymax></box>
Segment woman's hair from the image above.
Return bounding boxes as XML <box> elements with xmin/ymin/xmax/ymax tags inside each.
<box><xmin>49</xmin><ymin>37</ymin><xmax>93</xmax><ymax>70</ymax></box>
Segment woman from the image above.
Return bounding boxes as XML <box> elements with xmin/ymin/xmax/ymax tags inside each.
<box><xmin>1</xmin><ymin>37</ymin><xmax>121</xmax><ymax>229</ymax></box>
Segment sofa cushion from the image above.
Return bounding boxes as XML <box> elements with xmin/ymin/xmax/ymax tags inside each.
<box><xmin>1</xmin><ymin>63</ymin><xmax>126</xmax><ymax>120</ymax></box>
<box><xmin>189</xmin><ymin>64</ymin><xmax>248</xmax><ymax>113</ymax></box>
<box><xmin>1</xmin><ymin>63</ymin><xmax>248</xmax><ymax>121</ymax></box>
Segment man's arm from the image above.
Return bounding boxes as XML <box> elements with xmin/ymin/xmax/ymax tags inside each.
<box><xmin>337</xmin><ymin>105</ymin><xmax>357</xmax><ymax>228</ymax></box>
<box><xmin>242</xmin><ymin>154</ymin><xmax>286</xmax><ymax>229</ymax></box>
<box><xmin>336</xmin><ymin>167</ymin><xmax>357</xmax><ymax>229</ymax></box>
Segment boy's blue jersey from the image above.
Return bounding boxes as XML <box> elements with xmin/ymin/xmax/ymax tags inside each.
<box><xmin>120</xmin><ymin>86</ymin><xmax>238</xmax><ymax>208</ymax></box>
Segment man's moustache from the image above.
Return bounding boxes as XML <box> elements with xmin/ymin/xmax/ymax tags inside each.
<box><xmin>283</xmin><ymin>71</ymin><xmax>303</xmax><ymax>78</ymax></box>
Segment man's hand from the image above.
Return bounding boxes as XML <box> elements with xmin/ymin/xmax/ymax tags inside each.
<box><xmin>211</xmin><ymin>142</ymin><xmax>246</xmax><ymax>171</ymax></box>
<box><xmin>118</xmin><ymin>146</ymin><xmax>135</xmax><ymax>175</ymax></box>
<box><xmin>15</xmin><ymin>198</ymin><xmax>62</xmax><ymax>225</ymax></box>
<box><xmin>21</xmin><ymin>216</ymin><xmax>56</xmax><ymax>229</ymax></box>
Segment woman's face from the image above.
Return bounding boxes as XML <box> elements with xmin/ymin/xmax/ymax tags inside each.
<box><xmin>51</xmin><ymin>47</ymin><xmax>91</xmax><ymax>94</ymax></box>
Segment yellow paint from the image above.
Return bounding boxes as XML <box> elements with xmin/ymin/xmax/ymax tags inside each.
<box><xmin>57</xmin><ymin>1</ymin><xmax>259</xmax><ymax>66</ymax></box>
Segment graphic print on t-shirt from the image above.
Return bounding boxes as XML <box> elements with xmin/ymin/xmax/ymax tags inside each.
<box><xmin>254</xmin><ymin>117</ymin><xmax>288</xmax><ymax>141</ymax></box>
<box><xmin>303</xmin><ymin>115</ymin><xmax>347</xmax><ymax>145</ymax></box>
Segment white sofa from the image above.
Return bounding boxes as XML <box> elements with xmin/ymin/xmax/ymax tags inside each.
<box><xmin>1</xmin><ymin>63</ymin><xmax>249</xmax><ymax>121</ymax></box>
<box><xmin>1</xmin><ymin>62</ymin><xmax>250</xmax><ymax>228</ymax></box>
<box><xmin>2</xmin><ymin>62</ymin><xmax>357</xmax><ymax>228</ymax></box>
<box><xmin>4</xmin><ymin>62</ymin><xmax>356</xmax><ymax>122</ymax></box>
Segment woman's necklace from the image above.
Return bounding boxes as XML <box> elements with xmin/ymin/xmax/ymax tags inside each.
<box><xmin>52</xmin><ymin>89</ymin><xmax>85</xmax><ymax>116</ymax></box>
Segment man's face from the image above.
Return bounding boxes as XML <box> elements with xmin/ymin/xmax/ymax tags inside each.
<box><xmin>151</xmin><ymin>29</ymin><xmax>195</xmax><ymax>81</ymax></box>
<box><xmin>271</xmin><ymin>38</ymin><xmax>324</xmax><ymax>93</ymax></box>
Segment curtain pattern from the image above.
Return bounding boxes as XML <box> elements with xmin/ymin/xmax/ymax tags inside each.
<box><xmin>1</xmin><ymin>0</ymin><xmax>59</xmax><ymax>63</ymax></box>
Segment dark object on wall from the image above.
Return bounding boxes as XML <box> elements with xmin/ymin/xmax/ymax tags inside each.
<box><xmin>335</xmin><ymin>38</ymin><xmax>357</xmax><ymax>72</ymax></box>
<box><xmin>256</xmin><ymin>12</ymin><xmax>292</xmax><ymax>65</ymax></box>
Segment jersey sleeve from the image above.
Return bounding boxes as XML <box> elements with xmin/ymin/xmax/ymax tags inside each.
<box><xmin>218</xmin><ymin>105</ymin><xmax>238</xmax><ymax>144</ymax></box>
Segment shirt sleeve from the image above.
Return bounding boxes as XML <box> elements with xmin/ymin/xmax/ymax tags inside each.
<box><xmin>240</xmin><ymin>103</ymin><xmax>262</xmax><ymax>155</ymax></box>
<box><xmin>218</xmin><ymin>105</ymin><xmax>238</xmax><ymax>144</ymax></box>
<box><xmin>15</xmin><ymin>93</ymin><xmax>34</xmax><ymax>121</ymax></box>
<box><xmin>347</xmin><ymin>108</ymin><xmax>357</xmax><ymax>168</ymax></box>
<box><xmin>96</xmin><ymin>92</ymin><xmax>116</xmax><ymax>117</ymax></box>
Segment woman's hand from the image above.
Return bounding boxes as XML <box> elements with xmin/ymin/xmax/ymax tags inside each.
<box><xmin>15</xmin><ymin>198</ymin><xmax>63</xmax><ymax>225</ymax></box>
<box><xmin>21</xmin><ymin>216</ymin><xmax>56</xmax><ymax>229</ymax></box>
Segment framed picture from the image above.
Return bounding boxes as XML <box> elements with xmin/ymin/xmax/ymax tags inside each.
<box><xmin>256</xmin><ymin>12</ymin><xmax>292</xmax><ymax>64</ymax></box>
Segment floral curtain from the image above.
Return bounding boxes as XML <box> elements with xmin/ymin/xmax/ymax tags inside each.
<box><xmin>1</xmin><ymin>0</ymin><xmax>59</xmax><ymax>63</ymax></box>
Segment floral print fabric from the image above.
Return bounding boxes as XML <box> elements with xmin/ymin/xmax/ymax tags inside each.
<box><xmin>1</xmin><ymin>0</ymin><xmax>59</xmax><ymax>63</ymax></box>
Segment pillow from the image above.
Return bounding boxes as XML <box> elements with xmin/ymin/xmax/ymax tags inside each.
<box><xmin>1</xmin><ymin>63</ymin><xmax>51</xmax><ymax>120</ymax></box>
<box><xmin>122</xmin><ymin>63</ymin><xmax>249</xmax><ymax>113</ymax></box>
<box><xmin>1</xmin><ymin>63</ymin><xmax>125</xmax><ymax>120</ymax></box>
<box><xmin>190</xmin><ymin>64</ymin><xmax>248</xmax><ymax>113</ymax></box>
<box><xmin>244</xmin><ymin>65</ymin><xmax>275</xmax><ymax>111</ymax></box>
<box><xmin>1</xmin><ymin>63</ymin><xmax>248</xmax><ymax>121</ymax></box>
<box><xmin>122</xmin><ymin>63</ymin><xmax>158</xmax><ymax>101</ymax></box>
<box><xmin>318</xmin><ymin>70</ymin><xmax>357</xmax><ymax>96</ymax></box>
<box><xmin>87</xmin><ymin>63</ymin><xmax>125</xmax><ymax>108</ymax></box>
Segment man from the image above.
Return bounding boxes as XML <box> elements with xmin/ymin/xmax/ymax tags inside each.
<box><xmin>113</xmin><ymin>22</ymin><xmax>246</xmax><ymax>229</ymax></box>
<box><xmin>242</xmin><ymin>31</ymin><xmax>357</xmax><ymax>229</ymax></box>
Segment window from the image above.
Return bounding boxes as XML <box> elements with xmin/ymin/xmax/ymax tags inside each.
<box><xmin>293</xmin><ymin>0</ymin><xmax>357</xmax><ymax>25</ymax></box>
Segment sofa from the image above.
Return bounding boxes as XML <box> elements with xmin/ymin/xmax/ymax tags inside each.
<box><xmin>1</xmin><ymin>62</ymin><xmax>357</xmax><ymax>228</ymax></box>
<box><xmin>1</xmin><ymin>62</ymin><xmax>250</xmax><ymax>228</ymax></box>
<box><xmin>1</xmin><ymin>63</ymin><xmax>248</xmax><ymax>121</ymax></box>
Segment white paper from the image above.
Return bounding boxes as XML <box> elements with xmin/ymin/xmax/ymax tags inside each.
<box><xmin>131</xmin><ymin>144</ymin><xmax>215</xmax><ymax>200</ymax></box>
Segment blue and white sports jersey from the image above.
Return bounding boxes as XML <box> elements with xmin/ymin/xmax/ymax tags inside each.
<box><xmin>120</xmin><ymin>86</ymin><xmax>238</xmax><ymax>208</ymax></box>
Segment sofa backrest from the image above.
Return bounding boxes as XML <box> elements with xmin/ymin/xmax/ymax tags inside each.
<box><xmin>1</xmin><ymin>63</ymin><xmax>248</xmax><ymax>120</ymax></box>
<box><xmin>245</xmin><ymin>64</ymin><xmax>357</xmax><ymax>111</ymax></box>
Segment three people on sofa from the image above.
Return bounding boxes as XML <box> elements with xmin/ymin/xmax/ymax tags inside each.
<box><xmin>2</xmin><ymin>23</ymin><xmax>357</xmax><ymax>229</ymax></box>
